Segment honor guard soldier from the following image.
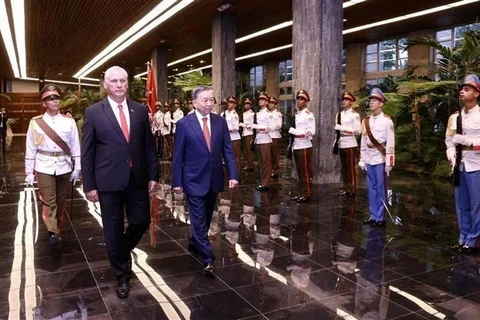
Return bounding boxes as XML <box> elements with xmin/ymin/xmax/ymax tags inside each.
<box><xmin>187</xmin><ymin>100</ymin><xmax>195</xmax><ymax>115</ymax></box>
<box><xmin>0</xmin><ymin>107</ymin><xmax>8</xmax><ymax>149</ymax></box>
<box><xmin>359</xmin><ymin>88</ymin><xmax>395</xmax><ymax>228</ymax></box>
<box><xmin>288</xmin><ymin>90</ymin><xmax>315</xmax><ymax>203</ymax></box>
<box><xmin>446</xmin><ymin>74</ymin><xmax>480</xmax><ymax>254</ymax></box>
<box><xmin>253</xmin><ymin>92</ymin><xmax>273</xmax><ymax>191</ymax></box>
<box><xmin>335</xmin><ymin>91</ymin><xmax>361</xmax><ymax>198</ymax></box>
<box><xmin>221</xmin><ymin>96</ymin><xmax>241</xmax><ymax>173</ymax></box>
<box><xmin>268</xmin><ymin>96</ymin><xmax>283</xmax><ymax>178</ymax></box>
<box><xmin>162</xmin><ymin>102</ymin><xmax>173</xmax><ymax>160</ymax></box>
<box><xmin>171</xmin><ymin>98</ymin><xmax>184</xmax><ymax>147</ymax></box>
<box><xmin>240</xmin><ymin>98</ymin><xmax>255</xmax><ymax>171</ymax></box>
<box><xmin>25</xmin><ymin>84</ymin><xmax>81</xmax><ymax>246</ymax></box>
<box><xmin>152</xmin><ymin>102</ymin><xmax>164</xmax><ymax>158</ymax></box>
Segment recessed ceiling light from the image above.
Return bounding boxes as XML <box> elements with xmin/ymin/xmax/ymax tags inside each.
<box><xmin>199</xmin><ymin>60</ymin><xmax>205</xmax><ymax>64</ymax></box>
<box><xmin>217</xmin><ymin>4</ymin><xmax>232</xmax><ymax>12</ymax></box>
<box><xmin>57</xmin><ymin>72</ymin><xmax>63</xmax><ymax>76</ymax></box>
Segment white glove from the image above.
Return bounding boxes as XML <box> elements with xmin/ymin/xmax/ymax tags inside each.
<box><xmin>334</xmin><ymin>124</ymin><xmax>343</xmax><ymax>132</ymax></box>
<box><xmin>358</xmin><ymin>161</ymin><xmax>366</xmax><ymax>171</ymax></box>
<box><xmin>267</xmin><ymin>127</ymin><xmax>273</xmax><ymax>132</ymax></box>
<box><xmin>452</xmin><ymin>134</ymin><xmax>472</xmax><ymax>146</ymax></box>
<box><xmin>25</xmin><ymin>173</ymin><xmax>35</xmax><ymax>186</ymax></box>
<box><xmin>288</xmin><ymin>127</ymin><xmax>297</xmax><ymax>135</ymax></box>
<box><xmin>70</xmin><ymin>170</ymin><xmax>80</xmax><ymax>185</ymax></box>
<box><xmin>385</xmin><ymin>165</ymin><xmax>392</xmax><ymax>177</ymax></box>
<box><xmin>239</xmin><ymin>122</ymin><xmax>246</xmax><ymax>128</ymax></box>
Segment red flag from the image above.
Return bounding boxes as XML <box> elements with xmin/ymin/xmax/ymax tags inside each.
<box><xmin>146</xmin><ymin>61</ymin><xmax>157</xmax><ymax>114</ymax></box>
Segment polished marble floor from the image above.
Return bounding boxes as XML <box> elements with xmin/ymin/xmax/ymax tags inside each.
<box><xmin>0</xmin><ymin>136</ymin><xmax>479</xmax><ymax>319</ymax></box>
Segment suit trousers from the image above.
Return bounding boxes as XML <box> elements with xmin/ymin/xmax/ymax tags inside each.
<box><xmin>98</xmin><ymin>171</ymin><xmax>151</xmax><ymax>281</ymax></box>
<box><xmin>454</xmin><ymin>169</ymin><xmax>480</xmax><ymax>247</ymax></box>
<box><xmin>187</xmin><ymin>190</ymin><xmax>217</xmax><ymax>263</ymax></box>
<box><xmin>366</xmin><ymin>163</ymin><xmax>387</xmax><ymax>222</ymax></box>
<box><xmin>271</xmin><ymin>138</ymin><xmax>281</xmax><ymax>175</ymax></box>
<box><xmin>242</xmin><ymin>135</ymin><xmax>254</xmax><ymax>169</ymax></box>
<box><xmin>339</xmin><ymin>147</ymin><xmax>357</xmax><ymax>193</ymax></box>
<box><xmin>293</xmin><ymin>147</ymin><xmax>313</xmax><ymax>197</ymax></box>
<box><xmin>36</xmin><ymin>172</ymin><xmax>69</xmax><ymax>234</ymax></box>
<box><xmin>256</xmin><ymin>143</ymin><xmax>272</xmax><ymax>187</ymax></box>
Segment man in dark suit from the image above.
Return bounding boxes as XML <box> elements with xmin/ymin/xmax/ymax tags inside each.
<box><xmin>81</xmin><ymin>66</ymin><xmax>158</xmax><ymax>299</ymax></box>
<box><xmin>172</xmin><ymin>85</ymin><xmax>239</xmax><ymax>276</ymax></box>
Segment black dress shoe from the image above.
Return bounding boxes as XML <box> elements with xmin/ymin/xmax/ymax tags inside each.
<box><xmin>295</xmin><ymin>195</ymin><xmax>311</xmax><ymax>203</ymax></box>
<box><xmin>449</xmin><ymin>243</ymin><xmax>463</xmax><ymax>251</ymax></box>
<box><xmin>203</xmin><ymin>263</ymin><xmax>214</xmax><ymax>277</ymax></box>
<box><xmin>255</xmin><ymin>185</ymin><xmax>269</xmax><ymax>192</ymax></box>
<box><xmin>291</xmin><ymin>194</ymin><xmax>301</xmax><ymax>201</ymax></box>
<box><xmin>343</xmin><ymin>192</ymin><xmax>356</xmax><ymax>198</ymax></box>
<box><xmin>458</xmin><ymin>245</ymin><xmax>479</xmax><ymax>255</ymax></box>
<box><xmin>116</xmin><ymin>280</ymin><xmax>130</xmax><ymax>299</ymax></box>
<box><xmin>371</xmin><ymin>220</ymin><xmax>386</xmax><ymax>228</ymax></box>
<box><xmin>338</xmin><ymin>190</ymin><xmax>347</xmax><ymax>196</ymax></box>
<box><xmin>362</xmin><ymin>219</ymin><xmax>375</xmax><ymax>225</ymax></box>
<box><xmin>48</xmin><ymin>234</ymin><xmax>61</xmax><ymax>246</ymax></box>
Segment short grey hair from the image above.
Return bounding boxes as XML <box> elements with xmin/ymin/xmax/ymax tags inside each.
<box><xmin>191</xmin><ymin>85</ymin><xmax>212</xmax><ymax>100</ymax></box>
<box><xmin>104</xmin><ymin>66</ymin><xmax>128</xmax><ymax>82</ymax></box>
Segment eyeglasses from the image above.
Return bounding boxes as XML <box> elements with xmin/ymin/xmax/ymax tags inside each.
<box><xmin>44</xmin><ymin>96</ymin><xmax>60</xmax><ymax>101</ymax></box>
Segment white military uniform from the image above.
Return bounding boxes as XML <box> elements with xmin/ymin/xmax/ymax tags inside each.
<box><xmin>446</xmin><ymin>105</ymin><xmax>480</xmax><ymax>172</ymax></box>
<box><xmin>359</xmin><ymin>112</ymin><xmax>395</xmax><ymax>166</ymax></box>
<box><xmin>25</xmin><ymin>113</ymin><xmax>81</xmax><ymax>175</ymax></box>
<box><xmin>289</xmin><ymin>108</ymin><xmax>315</xmax><ymax>150</ymax></box>
<box><xmin>254</xmin><ymin>108</ymin><xmax>273</xmax><ymax>145</ymax></box>
<box><xmin>162</xmin><ymin>111</ymin><xmax>172</xmax><ymax>136</ymax></box>
<box><xmin>338</xmin><ymin>108</ymin><xmax>361</xmax><ymax>149</ymax></box>
<box><xmin>221</xmin><ymin>109</ymin><xmax>241</xmax><ymax>141</ymax></box>
<box><xmin>170</xmin><ymin>108</ymin><xmax>184</xmax><ymax>134</ymax></box>
<box><xmin>268</xmin><ymin>109</ymin><xmax>283</xmax><ymax>139</ymax></box>
<box><xmin>152</xmin><ymin>110</ymin><xmax>164</xmax><ymax>134</ymax></box>
<box><xmin>240</xmin><ymin>109</ymin><xmax>255</xmax><ymax>137</ymax></box>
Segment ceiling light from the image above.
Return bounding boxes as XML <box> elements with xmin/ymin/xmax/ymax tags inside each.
<box><xmin>74</xmin><ymin>0</ymin><xmax>192</xmax><ymax>79</ymax></box>
<box><xmin>236</xmin><ymin>21</ymin><xmax>293</xmax><ymax>44</ymax></box>
<box><xmin>172</xmin><ymin>68</ymin><xmax>178</xmax><ymax>71</ymax></box>
<box><xmin>343</xmin><ymin>0</ymin><xmax>479</xmax><ymax>34</ymax></box>
<box><xmin>21</xmin><ymin>77</ymin><xmax>100</xmax><ymax>87</ymax></box>
<box><xmin>343</xmin><ymin>0</ymin><xmax>366</xmax><ymax>8</ymax></box>
<box><xmin>176</xmin><ymin>65</ymin><xmax>212</xmax><ymax>76</ymax></box>
<box><xmin>168</xmin><ymin>48</ymin><xmax>212</xmax><ymax>67</ymax></box>
<box><xmin>199</xmin><ymin>60</ymin><xmax>205</xmax><ymax>64</ymax></box>
<box><xmin>235</xmin><ymin>44</ymin><xmax>292</xmax><ymax>61</ymax></box>
<box><xmin>0</xmin><ymin>0</ymin><xmax>20</xmax><ymax>77</ymax></box>
<box><xmin>11</xmin><ymin>0</ymin><xmax>26</xmax><ymax>78</ymax></box>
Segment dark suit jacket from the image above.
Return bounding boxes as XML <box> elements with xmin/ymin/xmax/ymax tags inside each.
<box><xmin>172</xmin><ymin>113</ymin><xmax>238</xmax><ymax>196</ymax></box>
<box><xmin>0</xmin><ymin>113</ymin><xmax>7</xmax><ymax>130</ymax></box>
<box><xmin>81</xmin><ymin>98</ymin><xmax>158</xmax><ymax>192</ymax></box>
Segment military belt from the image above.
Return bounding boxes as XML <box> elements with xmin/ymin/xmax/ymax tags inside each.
<box><xmin>37</xmin><ymin>150</ymin><xmax>68</xmax><ymax>157</ymax></box>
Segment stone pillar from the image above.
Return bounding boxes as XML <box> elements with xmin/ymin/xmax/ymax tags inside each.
<box><xmin>212</xmin><ymin>12</ymin><xmax>236</xmax><ymax>111</ymax></box>
<box><xmin>265</xmin><ymin>60</ymin><xmax>279</xmax><ymax>97</ymax></box>
<box><xmin>292</xmin><ymin>0</ymin><xmax>343</xmax><ymax>184</ymax></box>
<box><xmin>344</xmin><ymin>43</ymin><xmax>365</xmax><ymax>93</ymax></box>
<box><xmin>407</xmin><ymin>29</ymin><xmax>435</xmax><ymax>78</ymax></box>
<box><xmin>152</xmin><ymin>46</ymin><xmax>168</xmax><ymax>103</ymax></box>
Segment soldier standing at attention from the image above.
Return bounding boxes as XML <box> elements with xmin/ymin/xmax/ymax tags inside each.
<box><xmin>254</xmin><ymin>92</ymin><xmax>273</xmax><ymax>192</ymax></box>
<box><xmin>358</xmin><ymin>88</ymin><xmax>395</xmax><ymax>228</ymax></box>
<box><xmin>221</xmin><ymin>96</ymin><xmax>241</xmax><ymax>173</ymax></box>
<box><xmin>446</xmin><ymin>74</ymin><xmax>480</xmax><ymax>255</ymax></box>
<box><xmin>152</xmin><ymin>102</ymin><xmax>164</xmax><ymax>159</ymax></box>
<box><xmin>268</xmin><ymin>96</ymin><xmax>283</xmax><ymax>179</ymax></box>
<box><xmin>288</xmin><ymin>90</ymin><xmax>315</xmax><ymax>203</ymax></box>
<box><xmin>240</xmin><ymin>98</ymin><xmax>255</xmax><ymax>172</ymax></box>
<box><xmin>335</xmin><ymin>91</ymin><xmax>361</xmax><ymax>198</ymax></box>
<box><xmin>170</xmin><ymin>98</ymin><xmax>184</xmax><ymax>149</ymax></box>
<box><xmin>162</xmin><ymin>102</ymin><xmax>173</xmax><ymax>160</ymax></box>
<box><xmin>25</xmin><ymin>84</ymin><xmax>81</xmax><ymax>246</ymax></box>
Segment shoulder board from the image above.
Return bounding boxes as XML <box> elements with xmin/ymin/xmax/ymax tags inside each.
<box><xmin>383</xmin><ymin>114</ymin><xmax>392</xmax><ymax>120</ymax></box>
<box><xmin>305</xmin><ymin>110</ymin><xmax>311</xmax><ymax>114</ymax></box>
<box><xmin>32</xmin><ymin>115</ymin><xmax>42</xmax><ymax>120</ymax></box>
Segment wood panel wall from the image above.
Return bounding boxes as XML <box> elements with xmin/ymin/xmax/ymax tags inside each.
<box><xmin>0</xmin><ymin>93</ymin><xmax>42</xmax><ymax>134</ymax></box>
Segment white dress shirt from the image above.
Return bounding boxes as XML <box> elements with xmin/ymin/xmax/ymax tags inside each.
<box><xmin>338</xmin><ymin>108</ymin><xmax>361</xmax><ymax>149</ymax></box>
<box><xmin>289</xmin><ymin>108</ymin><xmax>315</xmax><ymax>150</ymax></box>
<box><xmin>241</xmin><ymin>109</ymin><xmax>255</xmax><ymax>137</ymax></box>
<box><xmin>108</xmin><ymin>96</ymin><xmax>130</xmax><ymax>132</ymax></box>
<box><xmin>254</xmin><ymin>108</ymin><xmax>273</xmax><ymax>145</ymax></box>
<box><xmin>195</xmin><ymin>110</ymin><xmax>211</xmax><ymax>133</ymax></box>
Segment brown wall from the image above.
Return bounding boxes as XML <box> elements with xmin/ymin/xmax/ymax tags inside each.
<box><xmin>0</xmin><ymin>93</ymin><xmax>42</xmax><ymax>134</ymax></box>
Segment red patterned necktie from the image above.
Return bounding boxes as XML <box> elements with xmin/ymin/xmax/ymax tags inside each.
<box><xmin>117</xmin><ymin>105</ymin><xmax>129</xmax><ymax>142</ymax></box>
<box><xmin>202</xmin><ymin>117</ymin><xmax>211</xmax><ymax>151</ymax></box>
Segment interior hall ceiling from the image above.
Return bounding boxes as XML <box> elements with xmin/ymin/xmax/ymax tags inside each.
<box><xmin>0</xmin><ymin>0</ymin><xmax>479</xmax><ymax>82</ymax></box>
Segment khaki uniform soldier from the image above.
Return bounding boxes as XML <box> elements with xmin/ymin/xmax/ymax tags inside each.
<box><xmin>240</xmin><ymin>98</ymin><xmax>255</xmax><ymax>171</ymax></box>
<box><xmin>335</xmin><ymin>91</ymin><xmax>361</xmax><ymax>198</ymax></box>
<box><xmin>221</xmin><ymin>96</ymin><xmax>241</xmax><ymax>174</ymax></box>
<box><xmin>254</xmin><ymin>92</ymin><xmax>273</xmax><ymax>192</ymax></box>
<box><xmin>288</xmin><ymin>90</ymin><xmax>315</xmax><ymax>203</ymax></box>
<box><xmin>25</xmin><ymin>84</ymin><xmax>81</xmax><ymax>246</ymax></box>
<box><xmin>268</xmin><ymin>96</ymin><xmax>282</xmax><ymax>178</ymax></box>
